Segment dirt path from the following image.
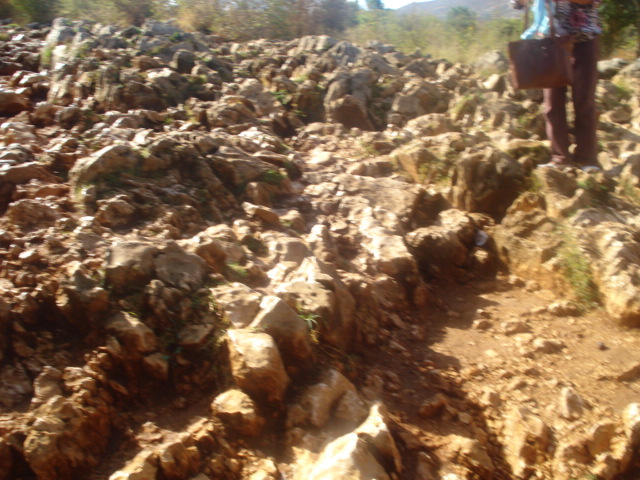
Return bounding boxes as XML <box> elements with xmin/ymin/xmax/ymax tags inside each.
<box><xmin>355</xmin><ymin>274</ymin><xmax>640</xmax><ymax>479</ymax></box>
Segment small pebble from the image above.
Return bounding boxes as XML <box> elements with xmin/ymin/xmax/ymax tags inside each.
<box><xmin>597</xmin><ymin>342</ymin><xmax>608</xmax><ymax>351</ymax></box>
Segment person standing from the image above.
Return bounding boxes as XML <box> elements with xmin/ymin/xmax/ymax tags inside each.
<box><xmin>512</xmin><ymin>0</ymin><xmax>602</xmax><ymax>171</ymax></box>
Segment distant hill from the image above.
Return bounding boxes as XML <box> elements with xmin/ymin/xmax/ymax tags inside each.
<box><xmin>396</xmin><ymin>0</ymin><xmax>521</xmax><ymax>19</ymax></box>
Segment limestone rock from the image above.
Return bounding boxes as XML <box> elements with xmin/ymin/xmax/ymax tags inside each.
<box><xmin>502</xmin><ymin>406</ymin><xmax>551</xmax><ymax>478</ymax></box>
<box><xmin>449</xmin><ymin>145</ymin><xmax>525</xmax><ymax>220</ymax></box>
<box><xmin>249</xmin><ymin>295</ymin><xmax>313</xmax><ymax>364</ymax></box>
<box><xmin>275</xmin><ymin>258</ymin><xmax>356</xmax><ymax>350</ymax></box>
<box><xmin>5</xmin><ymin>199</ymin><xmax>59</xmax><ymax>229</ymax></box>
<box><xmin>355</xmin><ymin>403</ymin><xmax>403</xmax><ymax>475</ymax></box>
<box><xmin>623</xmin><ymin>403</ymin><xmax>640</xmax><ymax>444</ymax></box>
<box><xmin>406</xmin><ymin>224</ymin><xmax>469</xmax><ymax>276</ymax></box>
<box><xmin>227</xmin><ymin>329</ymin><xmax>291</xmax><ymax>404</ymax></box>
<box><xmin>157</xmin><ymin>436</ymin><xmax>200</xmax><ymax>480</ymax></box>
<box><xmin>0</xmin><ymin>89</ymin><xmax>30</xmax><ymax>116</ymax></box>
<box><xmin>493</xmin><ymin>205</ymin><xmax>561</xmax><ymax>289</ymax></box>
<box><xmin>361</xmin><ymin>223</ymin><xmax>419</xmax><ymax>282</ymax></box>
<box><xmin>154</xmin><ymin>248</ymin><xmax>208</xmax><ymax>291</ymax></box>
<box><xmin>305</xmin><ymin>433</ymin><xmax>390</xmax><ymax>480</ymax></box>
<box><xmin>587</xmin><ymin>422</ymin><xmax>616</xmax><ymax>457</ymax></box>
<box><xmin>589</xmin><ymin>223</ymin><xmax>640</xmax><ymax>326</ymax></box>
<box><xmin>106</xmin><ymin>312</ymin><xmax>158</xmax><ymax>355</ymax></box>
<box><xmin>450</xmin><ymin>436</ymin><xmax>494</xmax><ymax>474</ymax></box>
<box><xmin>31</xmin><ymin>366</ymin><xmax>63</xmax><ymax>409</ymax></box>
<box><xmin>211</xmin><ymin>282</ymin><xmax>262</xmax><ymax>328</ymax></box>
<box><xmin>242</xmin><ymin>201</ymin><xmax>281</xmax><ymax>226</ymax></box>
<box><xmin>105</xmin><ymin>240</ymin><xmax>159</xmax><ymax>293</ymax></box>
<box><xmin>109</xmin><ymin>450</ymin><xmax>158</xmax><ymax>480</ymax></box>
<box><xmin>69</xmin><ymin>144</ymin><xmax>142</xmax><ymax>188</ymax></box>
<box><xmin>190</xmin><ymin>225</ymin><xmax>246</xmax><ymax>272</ymax></box>
<box><xmin>533</xmin><ymin>338</ymin><xmax>566</xmax><ymax>354</ymax></box>
<box><xmin>211</xmin><ymin>389</ymin><xmax>265</xmax><ymax>437</ymax></box>
<box><xmin>0</xmin><ymin>437</ymin><xmax>12</xmax><ymax>480</ymax></box>
<box><xmin>94</xmin><ymin>196</ymin><xmax>137</xmax><ymax>228</ymax></box>
<box><xmin>288</xmin><ymin>369</ymin><xmax>358</xmax><ymax>429</ymax></box>
<box><xmin>390</xmin><ymin>141</ymin><xmax>441</xmax><ymax>183</ymax></box>
<box><xmin>0</xmin><ymin>363</ymin><xmax>33</xmax><ymax>407</ymax></box>
<box><xmin>558</xmin><ymin>387</ymin><xmax>586</xmax><ymax>421</ymax></box>
<box><xmin>24</xmin><ymin>394</ymin><xmax>112</xmax><ymax>480</ymax></box>
<box><xmin>390</xmin><ymin>79</ymin><xmax>450</xmax><ymax>124</ymax></box>
<box><xmin>324</xmin><ymin>68</ymin><xmax>375</xmax><ymax>130</ymax></box>
<box><xmin>334</xmin><ymin>390</ymin><xmax>369</xmax><ymax>426</ymax></box>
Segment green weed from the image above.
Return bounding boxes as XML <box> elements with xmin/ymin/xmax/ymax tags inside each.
<box><xmin>523</xmin><ymin>173</ymin><xmax>543</xmax><ymax>193</ymax></box>
<box><xmin>260</xmin><ymin>169</ymin><xmax>286</xmax><ymax>186</ymax></box>
<box><xmin>299</xmin><ymin>311</ymin><xmax>318</xmax><ymax>330</ymax></box>
<box><xmin>226</xmin><ymin>262</ymin><xmax>249</xmax><ymax>280</ymax></box>
<box><xmin>612</xmin><ymin>77</ymin><xmax>633</xmax><ymax>101</ymax></box>
<box><xmin>41</xmin><ymin>45</ymin><xmax>54</xmax><ymax>66</ymax></box>
<box><xmin>577</xmin><ymin>176</ymin><xmax>612</xmax><ymax>207</ymax></box>
<box><xmin>358</xmin><ymin>140</ymin><xmax>378</xmax><ymax>157</ymax></box>
<box><xmin>169</xmin><ymin>32</ymin><xmax>184</xmax><ymax>43</ymax></box>
<box><xmin>556</xmin><ymin>225</ymin><xmax>600</xmax><ymax>310</ymax></box>
<box><xmin>618</xmin><ymin>178</ymin><xmax>640</xmax><ymax>205</ymax></box>
<box><xmin>243</xmin><ymin>237</ymin><xmax>268</xmax><ymax>255</ymax></box>
<box><xmin>272</xmin><ymin>90</ymin><xmax>291</xmax><ymax>106</ymax></box>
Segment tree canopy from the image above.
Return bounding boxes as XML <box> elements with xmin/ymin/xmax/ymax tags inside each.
<box><xmin>599</xmin><ymin>0</ymin><xmax>640</xmax><ymax>56</ymax></box>
<box><xmin>3</xmin><ymin>0</ymin><xmax>639</xmax><ymax>60</ymax></box>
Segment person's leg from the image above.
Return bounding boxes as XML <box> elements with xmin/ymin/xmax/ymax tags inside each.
<box><xmin>543</xmin><ymin>85</ymin><xmax>571</xmax><ymax>164</ymax></box>
<box><xmin>572</xmin><ymin>38</ymin><xmax>599</xmax><ymax>166</ymax></box>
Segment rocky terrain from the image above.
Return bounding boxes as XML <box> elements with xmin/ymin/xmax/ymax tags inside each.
<box><xmin>0</xmin><ymin>17</ymin><xmax>640</xmax><ymax>480</ymax></box>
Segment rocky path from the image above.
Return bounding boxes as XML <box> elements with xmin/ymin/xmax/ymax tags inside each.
<box><xmin>81</xmin><ymin>274</ymin><xmax>640</xmax><ymax>480</ymax></box>
<box><xmin>357</xmin><ymin>276</ymin><xmax>640</xmax><ymax>479</ymax></box>
<box><xmin>1</xmin><ymin>17</ymin><xmax>640</xmax><ymax>480</ymax></box>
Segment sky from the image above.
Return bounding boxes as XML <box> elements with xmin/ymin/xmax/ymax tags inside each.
<box><xmin>381</xmin><ymin>0</ymin><xmax>420</xmax><ymax>9</ymax></box>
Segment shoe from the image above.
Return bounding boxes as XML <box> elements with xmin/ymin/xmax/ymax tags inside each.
<box><xmin>538</xmin><ymin>161</ymin><xmax>573</xmax><ymax>169</ymax></box>
<box><xmin>580</xmin><ymin>165</ymin><xmax>602</xmax><ymax>173</ymax></box>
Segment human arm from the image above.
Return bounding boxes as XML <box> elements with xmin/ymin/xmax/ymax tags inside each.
<box><xmin>510</xmin><ymin>0</ymin><xmax>526</xmax><ymax>10</ymax></box>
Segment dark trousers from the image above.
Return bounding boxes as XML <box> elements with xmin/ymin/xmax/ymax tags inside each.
<box><xmin>543</xmin><ymin>38</ymin><xmax>599</xmax><ymax>166</ymax></box>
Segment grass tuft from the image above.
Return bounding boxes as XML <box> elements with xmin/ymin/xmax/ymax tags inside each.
<box><xmin>556</xmin><ymin>225</ymin><xmax>600</xmax><ymax>310</ymax></box>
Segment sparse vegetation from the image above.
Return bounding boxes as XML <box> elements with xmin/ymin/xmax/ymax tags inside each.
<box><xmin>298</xmin><ymin>310</ymin><xmax>320</xmax><ymax>343</ymax></box>
<box><xmin>243</xmin><ymin>237</ymin><xmax>268</xmax><ymax>255</ymax></box>
<box><xmin>577</xmin><ymin>176</ymin><xmax>613</xmax><ymax>208</ymax></box>
<box><xmin>226</xmin><ymin>262</ymin><xmax>249</xmax><ymax>280</ymax></box>
<box><xmin>260</xmin><ymin>169</ymin><xmax>286</xmax><ymax>186</ymax></box>
<box><xmin>523</xmin><ymin>173</ymin><xmax>543</xmax><ymax>193</ymax></box>
<box><xmin>618</xmin><ymin>178</ymin><xmax>640</xmax><ymax>205</ymax></box>
<box><xmin>40</xmin><ymin>45</ymin><xmax>54</xmax><ymax>67</ymax></box>
<box><xmin>271</xmin><ymin>90</ymin><xmax>291</xmax><ymax>106</ymax></box>
<box><xmin>556</xmin><ymin>225</ymin><xmax>600</xmax><ymax>310</ymax></box>
<box><xmin>358</xmin><ymin>140</ymin><xmax>378</xmax><ymax>157</ymax></box>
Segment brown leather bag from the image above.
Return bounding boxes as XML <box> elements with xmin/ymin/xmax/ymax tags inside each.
<box><xmin>508</xmin><ymin>0</ymin><xmax>574</xmax><ymax>90</ymax></box>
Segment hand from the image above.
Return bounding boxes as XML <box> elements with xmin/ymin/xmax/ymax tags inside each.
<box><xmin>510</xmin><ymin>0</ymin><xmax>526</xmax><ymax>9</ymax></box>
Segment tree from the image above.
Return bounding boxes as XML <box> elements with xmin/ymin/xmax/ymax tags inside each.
<box><xmin>366</xmin><ymin>0</ymin><xmax>383</xmax><ymax>10</ymax></box>
<box><xmin>111</xmin><ymin>0</ymin><xmax>156</xmax><ymax>26</ymax></box>
<box><xmin>10</xmin><ymin>0</ymin><xmax>58</xmax><ymax>23</ymax></box>
<box><xmin>0</xmin><ymin>0</ymin><xmax>12</xmax><ymax>19</ymax></box>
<box><xmin>177</xmin><ymin>0</ymin><xmax>222</xmax><ymax>33</ymax></box>
<box><xmin>599</xmin><ymin>0</ymin><xmax>640</xmax><ymax>57</ymax></box>
<box><xmin>446</xmin><ymin>6</ymin><xmax>477</xmax><ymax>50</ymax></box>
<box><xmin>317</xmin><ymin>0</ymin><xmax>357</xmax><ymax>35</ymax></box>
